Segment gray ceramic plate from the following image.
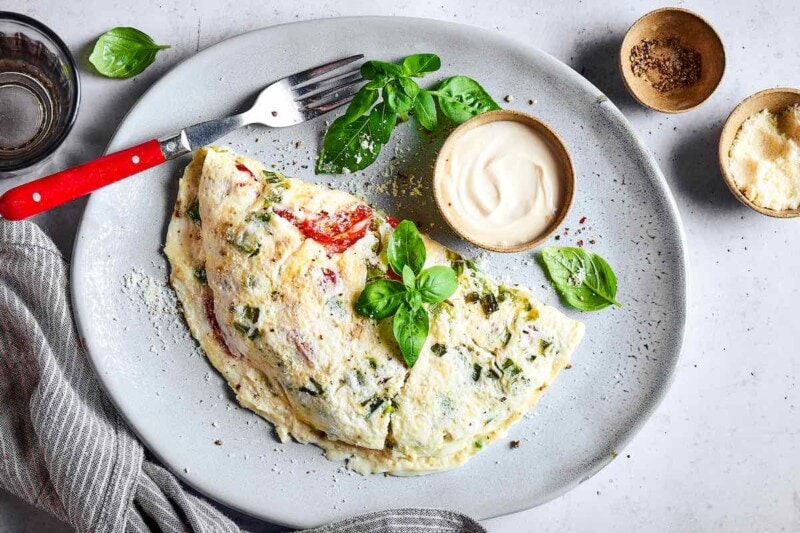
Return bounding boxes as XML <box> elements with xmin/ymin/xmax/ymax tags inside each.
<box><xmin>71</xmin><ymin>16</ymin><xmax>687</xmax><ymax>529</ymax></box>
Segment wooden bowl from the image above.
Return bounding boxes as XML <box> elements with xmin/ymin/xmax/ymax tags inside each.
<box><xmin>620</xmin><ymin>7</ymin><xmax>725</xmax><ymax>113</ymax></box>
<box><xmin>718</xmin><ymin>88</ymin><xmax>800</xmax><ymax>218</ymax></box>
<box><xmin>433</xmin><ymin>110</ymin><xmax>574</xmax><ymax>253</ymax></box>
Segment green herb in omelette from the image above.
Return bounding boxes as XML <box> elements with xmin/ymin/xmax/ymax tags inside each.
<box><xmin>539</xmin><ymin>247</ymin><xmax>621</xmax><ymax>311</ymax></box>
<box><xmin>89</xmin><ymin>27</ymin><xmax>169</xmax><ymax>78</ymax></box>
<box><xmin>355</xmin><ymin>220</ymin><xmax>458</xmax><ymax>368</ymax></box>
<box><xmin>316</xmin><ymin>53</ymin><xmax>500</xmax><ymax>174</ymax></box>
<box><xmin>187</xmin><ymin>199</ymin><xmax>201</xmax><ymax>223</ymax></box>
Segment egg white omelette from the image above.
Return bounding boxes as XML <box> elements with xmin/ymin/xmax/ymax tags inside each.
<box><xmin>165</xmin><ymin>147</ymin><xmax>584</xmax><ymax>474</ymax></box>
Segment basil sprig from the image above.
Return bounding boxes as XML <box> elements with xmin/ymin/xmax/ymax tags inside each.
<box><xmin>89</xmin><ymin>27</ymin><xmax>169</xmax><ymax>78</ymax></box>
<box><xmin>539</xmin><ymin>247</ymin><xmax>622</xmax><ymax>311</ymax></box>
<box><xmin>355</xmin><ymin>220</ymin><xmax>458</xmax><ymax>367</ymax></box>
<box><xmin>316</xmin><ymin>53</ymin><xmax>500</xmax><ymax>174</ymax></box>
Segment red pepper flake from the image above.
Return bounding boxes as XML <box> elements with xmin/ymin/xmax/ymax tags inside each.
<box><xmin>274</xmin><ymin>204</ymin><xmax>373</xmax><ymax>254</ymax></box>
<box><xmin>321</xmin><ymin>268</ymin><xmax>338</xmax><ymax>285</ymax></box>
<box><xmin>577</xmin><ymin>239</ymin><xmax>584</xmax><ymax>247</ymax></box>
<box><xmin>579</xmin><ymin>216</ymin><xmax>587</xmax><ymax>224</ymax></box>
<box><xmin>386</xmin><ymin>216</ymin><xmax>399</xmax><ymax>228</ymax></box>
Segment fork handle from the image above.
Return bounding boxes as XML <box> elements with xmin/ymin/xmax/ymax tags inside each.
<box><xmin>0</xmin><ymin>140</ymin><xmax>166</xmax><ymax>221</ymax></box>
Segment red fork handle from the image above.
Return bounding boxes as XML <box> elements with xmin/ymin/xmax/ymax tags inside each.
<box><xmin>0</xmin><ymin>140</ymin><xmax>166</xmax><ymax>221</ymax></box>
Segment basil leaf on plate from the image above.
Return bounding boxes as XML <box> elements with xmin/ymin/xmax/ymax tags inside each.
<box><xmin>397</xmin><ymin>76</ymin><xmax>420</xmax><ymax>99</ymax></box>
<box><xmin>435</xmin><ymin>75</ymin><xmax>500</xmax><ymax>123</ymax></box>
<box><xmin>384</xmin><ymin>80</ymin><xmax>415</xmax><ymax>114</ymax></box>
<box><xmin>89</xmin><ymin>27</ymin><xmax>169</xmax><ymax>79</ymax></box>
<box><xmin>360</xmin><ymin>60</ymin><xmax>404</xmax><ymax>80</ymax></box>
<box><xmin>539</xmin><ymin>247</ymin><xmax>622</xmax><ymax>311</ymax></box>
<box><xmin>355</xmin><ymin>279</ymin><xmax>406</xmax><ymax>319</ymax></box>
<box><xmin>413</xmin><ymin>90</ymin><xmax>438</xmax><ymax>131</ymax></box>
<box><xmin>416</xmin><ymin>265</ymin><xmax>458</xmax><ymax>304</ymax></box>
<box><xmin>343</xmin><ymin>86</ymin><xmax>378</xmax><ymax>122</ymax></box>
<box><xmin>316</xmin><ymin>114</ymin><xmax>381</xmax><ymax>174</ymax></box>
<box><xmin>393</xmin><ymin>302</ymin><xmax>429</xmax><ymax>368</ymax></box>
<box><xmin>368</xmin><ymin>102</ymin><xmax>396</xmax><ymax>144</ymax></box>
<box><xmin>387</xmin><ymin>220</ymin><xmax>426</xmax><ymax>276</ymax></box>
<box><xmin>402</xmin><ymin>53</ymin><xmax>441</xmax><ymax>77</ymax></box>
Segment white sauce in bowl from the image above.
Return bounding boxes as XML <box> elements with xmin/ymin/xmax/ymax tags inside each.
<box><xmin>437</xmin><ymin>120</ymin><xmax>564</xmax><ymax>248</ymax></box>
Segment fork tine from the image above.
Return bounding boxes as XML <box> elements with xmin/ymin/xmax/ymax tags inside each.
<box><xmin>301</xmin><ymin>84</ymin><xmax>362</xmax><ymax>112</ymax></box>
<box><xmin>297</xmin><ymin>75</ymin><xmax>363</xmax><ymax>104</ymax></box>
<box><xmin>286</xmin><ymin>54</ymin><xmax>364</xmax><ymax>87</ymax></box>
<box><xmin>293</xmin><ymin>70</ymin><xmax>362</xmax><ymax>99</ymax></box>
<box><xmin>301</xmin><ymin>94</ymin><xmax>357</xmax><ymax>120</ymax></box>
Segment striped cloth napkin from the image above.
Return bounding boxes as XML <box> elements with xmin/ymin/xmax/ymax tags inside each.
<box><xmin>0</xmin><ymin>219</ymin><xmax>485</xmax><ymax>533</ymax></box>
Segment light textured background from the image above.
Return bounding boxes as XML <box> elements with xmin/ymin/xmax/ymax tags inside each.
<box><xmin>2</xmin><ymin>0</ymin><xmax>799</xmax><ymax>531</ymax></box>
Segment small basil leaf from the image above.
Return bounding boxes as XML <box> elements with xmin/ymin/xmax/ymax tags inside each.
<box><xmin>344</xmin><ymin>86</ymin><xmax>378</xmax><ymax>122</ymax></box>
<box><xmin>539</xmin><ymin>247</ymin><xmax>622</xmax><ymax>311</ymax></box>
<box><xmin>89</xmin><ymin>27</ymin><xmax>169</xmax><ymax>79</ymax></box>
<box><xmin>416</xmin><ymin>266</ymin><xmax>458</xmax><ymax>304</ymax></box>
<box><xmin>361</xmin><ymin>60</ymin><xmax>404</xmax><ymax>80</ymax></box>
<box><xmin>368</xmin><ymin>102</ymin><xmax>396</xmax><ymax>144</ymax></box>
<box><xmin>435</xmin><ymin>76</ymin><xmax>500</xmax><ymax>124</ymax></box>
<box><xmin>402</xmin><ymin>264</ymin><xmax>416</xmax><ymax>289</ymax></box>
<box><xmin>384</xmin><ymin>80</ymin><xmax>414</xmax><ymax>114</ymax></box>
<box><xmin>413</xmin><ymin>90</ymin><xmax>437</xmax><ymax>131</ymax></box>
<box><xmin>393</xmin><ymin>303</ymin><xmax>429</xmax><ymax>367</ymax></box>
<box><xmin>405</xmin><ymin>290</ymin><xmax>423</xmax><ymax>311</ymax></box>
<box><xmin>355</xmin><ymin>279</ymin><xmax>407</xmax><ymax>319</ymax></box>
<box><xmin>397</xmin><ymin>77</ymin><xmax>420</xmax><ymax>99</ymax></box>
<box><xmin>316</xmin><ymin>114</ymin><xmax>381</xmax><ymax>174</ymax></box>
<box><xmin>387</xmin><ymin>220</ymin><xmax>426</xmax><ymax>276</ymax></box>
<box><xmin>401</xmin><ymin>53</ymin><xmax>441</xmax><ymax>77</ymax></box>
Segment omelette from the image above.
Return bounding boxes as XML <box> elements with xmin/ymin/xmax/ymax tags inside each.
<box><xmin>165</xmin><ymin>147</ymin><xmax>584</xmax><ymax>474</ymax></box>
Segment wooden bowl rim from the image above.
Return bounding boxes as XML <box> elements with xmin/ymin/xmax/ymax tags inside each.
<box><xmin>618</xmin><ymin>6</ymin><xmax>726</xmax><ymax>114</ymax></box>
<box><xmin>432</xmin><ymin>109</ymin><xmax>575</xmax><ymax>253</ymax></box>
<box><xmin>717</xmin><ymin>87</ymin><xmax>800</xmax><ymax>218</ymax></box>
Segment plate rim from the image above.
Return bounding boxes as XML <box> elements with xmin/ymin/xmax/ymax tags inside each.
<box><xmin>70</xmin><ymin>15</ymin><xmax>689</xmax><ymax>528</ymax></box>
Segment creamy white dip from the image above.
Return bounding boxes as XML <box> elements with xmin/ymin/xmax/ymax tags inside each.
<box><xmin>438</xmin><ymin>120</ymin><xmax>563</xmax><ymax>248</ymax></box>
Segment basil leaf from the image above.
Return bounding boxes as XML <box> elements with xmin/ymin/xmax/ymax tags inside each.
<box><xmin>89</xmin><ymin>27</ymin><xmax>169</xmax><ymax>79</ymax></box>
<box><xmin>316</xmin><ymin>114</ymin><xmax>381</xmax><ymax>174</ymax></box>
<box><xmin>393</xmin><ymin>303</ymin><xmax>429</xmax><ymax>367</ymax></box>
<box><xmin>397</xmin><ymin>77</ymin><xmax>420</xmax><ymax>99</ymax></box>
<box><xmin>402</xmin><ymin>264</ymin><xmax>416</xmax><ymax>289</ymax></box>
<box><xmin>416</xmin><ymin>266</ymin><xmax>458</xmax><ymax>304</ymax></box>
<box><xmin>384</xmin><ymin>80</ymin><xmax>414</xmax><ymax>114</ymax></box>
<box><xmin>343</xmin><ymin>86</ymin><xmax>378</xmax><ymax>122</ymax></box>
<box><xmin>402</xmin><ymin>53</ymin><xmax>441</xmax><ymax>77</ymax></box>
<box><xmin>413</xmin><ymin>90</ymin><xmax>437</xmax><ymax>131</ymax></box>
<box><xmin>539</xmin><ymin>247</ymin><xmax>622</xmax><ymax>311</ymax></box>
<box><xmin>355</xmin><ymin>279</ymin><xmax>406</xmax><ymax>319</ymax></box>
<box><xmin>361</xmin><ymin>60</ymin><xmax>404</xmax><ymax>80</ymax></box>
<box><xmin>435</xmin><ymin>76</ymin><xmax>500</xmax><ymax>124</ymax></box>
<box><xmin>387</xmin><ymin>220</ymin><xmax>426</xmax><ymax>276</ymax></box>
<box><xmin>368</xmin><ymin>102</ymin><xmax>396</xmax><ymax>144</ymax></box>
<box><xmin>405</xmin><ymin>290</ymin><xmax>423</xmax><ymax>311</ymax></box>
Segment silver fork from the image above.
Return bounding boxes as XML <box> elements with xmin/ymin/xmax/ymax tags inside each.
<box><xmin>0</xmin><ymin>55</ymin><xmax>365</xmax><ymax>221</ymax></box>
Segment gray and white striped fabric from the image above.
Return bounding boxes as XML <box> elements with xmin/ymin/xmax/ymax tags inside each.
<box><xmin>0</xmin><ymin>220</ymin><xmax>486</xmax><ymax>533</ymax></box>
